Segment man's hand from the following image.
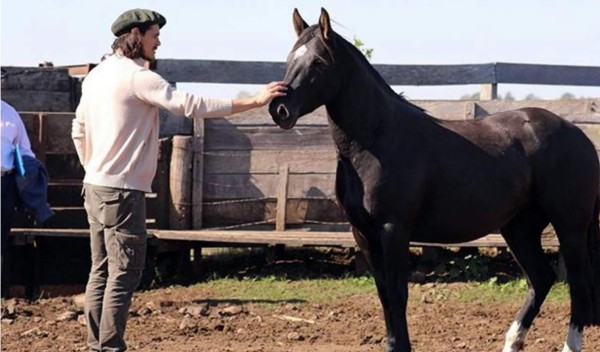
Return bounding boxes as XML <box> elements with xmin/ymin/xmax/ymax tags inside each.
<box><xmin>231</xmin><ymin>81</ymin><xmax>287</xmax><ymax>114</ymax></box>
<box><xmin>253</xmin><ymin>81</ymin><xmax>288</xmax><ymax>106</ymax></box>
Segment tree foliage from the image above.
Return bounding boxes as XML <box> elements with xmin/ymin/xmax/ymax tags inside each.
<box><xmin>353</xmin><ymin>36</ymin><xmax>373</xmax><ymax>61</ymax></box>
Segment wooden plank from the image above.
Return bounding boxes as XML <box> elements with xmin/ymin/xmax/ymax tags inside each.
<box><xmin>205</xmin><ymin>125</ymin><xmax>333</xmax><ymax>150</ymax></box>
<box><xmin>154</xmin><ymin>60</ymin><xmax>498</xmax><ymax>86</ymax></box>
<box><xmin>169</xmin><ymin>136</ymin><xmax>193</xmax><ymax>229</ymax></box>
<box><xmin>210</xmin><ymin>106</ymin><xmax>329</xmax><ymax>126</ymax></box>
<box><xmin>44</xmin><ymin>154</ymin><xmax>85</xmax><ymax>179</ymax></box>
<box><xmin>275</xmin><ymin>165</ymin><xmax>290</xmax><ymax>231</ymax></box>
<box><xmin>12</xmin><ymin>207</ymin><xmax>88</xmax><ymax>228</ymax></box>
<box><xmin>153</xmin><ymin>229</ymin><xmax>357</xmax><ymax>247</ymax></box>
<box><xmin>47</xmin><ymin>181</ymin><xmax>83</xmax><ymax>206</ymax></box>
<box><xmin>204</xmin><ymin>149</ymin><xmax>337</xmax><ymax>174</ymax></box>
<box><xmin>475</xmin><ymin>99</ymin><xmax>598</xmax><ymax>119</ymax></box>
<box><xmin>154</xmin><ymin>60</ymin><xmax>600</xmax><ymax>87</ymax></box>
<box><xmin>496</xmin><ymin>63</ymin><xmax>600</xmax><ymax>86</ymax></box>
<box><xmin>148</xmin><ymin>231</ymin><xmax>560</xmax><ymax>248</ymax></box>
<box><xmin>568</xmin><ymin>113</ymin><xmax>600</xmax><ymax>125</ymax></box>
<box><xmin>203</xmin><ymin>173</ymin><xmax>336</xmax><ymax>199</ymax></box>
<box><xmin>376</xmin><ymin>63</ymin><xmax>497</xmax><ymax>86</ymax></box>
<box><xmin>415</xmin><ymin>101</ymin><xmax>471</xmax><ymax>121</ymax></box>
<box><xmin>2</xmin><ymin>90</ymin><xmax>75</xmax><ymax>112</ymax></box>
<box><xmin>7</xmin><ymin>228</ymin><xmax>560</xmax><ymax>248</ymax></box>
<box><xmin>192</xmin><ymin>118</ymin><xmax>205</xmax><ymax>229</ymax></box>
<box><xmin>202</xmin><ymin>198</ymin><xmax>346</xmax><ymax>228</ymax></box>
<box><xmin>10</xmin><ymin>228</ymin><xmax>90</xmax><ymax>238</ymax></box>
<box><xmin>1</xmin><ymin>67</ymin><xmax>73</xmax><ymax>91</ymax></box>
<box><xmin>155</xmin><ymin>59</ymin><xmax>288</xmax><ymax>84</ymax></box>
<box><xmin>21</xmin><ymin>113</ymin><xmax>76</xmax><ymax>154</ymax></box>
<box><xmin>206</xmin><ymin>100</ymin><xmax>599</xmax><ymax>128</ymax></box>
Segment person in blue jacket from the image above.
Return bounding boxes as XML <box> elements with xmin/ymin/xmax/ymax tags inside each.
<box><xmin>1</xmin><ymin>69</ymin><xmax>54</xmax><ymax>297</ymax></box>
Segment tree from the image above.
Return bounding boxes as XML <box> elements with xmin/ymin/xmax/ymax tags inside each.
<box><xmin>353</xmin><ymin>36</ymin><xmax>373</xmax><ymax>61</ymax></box>
<box><xmin>560</xmin><ymin>92</ymin><xmax>576</xmax><ymax>100</ymax></box>
<box><xmin>524</xmin><ymin>93</ymin><xmax>540</xmax><ymax>100</ymax></box>
<box><xmin>503</xmin><ymin>92</ymin><xmax>515</xmax><ymax>101</ymax></box>
<box><xmin>460</xmin><ymin>92</ymin><xmax>480</xmax><ymax>101</ymax></box>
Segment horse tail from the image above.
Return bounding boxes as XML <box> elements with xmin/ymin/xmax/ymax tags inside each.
<box><xmin>589</xmin><ymin>194</ymin><xmax>600</xmax><ymax>326</ymax></box>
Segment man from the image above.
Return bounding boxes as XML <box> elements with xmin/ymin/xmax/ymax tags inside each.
<box><xmin>72</xmin><ymin>8</ymin><xmax>287</xmax><ymax>352</ymax></box>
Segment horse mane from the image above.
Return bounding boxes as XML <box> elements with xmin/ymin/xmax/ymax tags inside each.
<box><xmin>327</xmin><ymin>29</ymin><xmax>427</xmax><ymax>114</ymax></box>
<box><xmin>293</xmin><ymin>25</ymin><xmax>428</xmax><ymax>117</ymax></box>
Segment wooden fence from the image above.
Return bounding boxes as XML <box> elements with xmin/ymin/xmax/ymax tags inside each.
<box><xmin>2</xmin><ymin>60</ymin><xmax>598</xmax><ymax>296</ymax></box>
<box><xmin>5</xmin><ymin>61</ymin><xmax>600</xmax><ymax>239</ymax></box>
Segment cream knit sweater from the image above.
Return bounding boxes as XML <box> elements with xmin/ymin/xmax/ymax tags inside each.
<box><xmin>72</xmin><ymin>54</ymin><xmax>232</xmax><ymax>192</ymax></box>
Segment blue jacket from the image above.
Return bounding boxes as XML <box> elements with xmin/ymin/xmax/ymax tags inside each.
<box><xmin>15</xmin><ymin>155</ymin><xmax>54</xmax><ymax>223</ymax></box>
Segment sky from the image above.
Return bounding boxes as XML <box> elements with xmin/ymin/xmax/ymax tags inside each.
<box><xmin>1</xmin><ymin>0</ymin><xmax>599</xmax><ymax>100</ymax></box>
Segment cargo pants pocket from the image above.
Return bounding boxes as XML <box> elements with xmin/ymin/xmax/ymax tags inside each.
<box><xmin>113</xmin><ymin>231</ymin><xmax>146</xmax><ymax>271</ymax></box>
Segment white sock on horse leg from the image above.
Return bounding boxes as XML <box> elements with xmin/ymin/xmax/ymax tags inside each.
<box><xmin>503</xmin><ymin>321</ymin><xmax>528</xmax><ymax>352</ymax></box>
<box><xmin>561</xmin><ymin>324</ymin><xmax>582</xmax><ymax>352</ymax></box>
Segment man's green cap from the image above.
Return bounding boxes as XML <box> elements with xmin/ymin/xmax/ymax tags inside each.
<box><xmin>111</xmin><ymin>9</ymin><xmax>166</xmax><ymax>36</ymax></box>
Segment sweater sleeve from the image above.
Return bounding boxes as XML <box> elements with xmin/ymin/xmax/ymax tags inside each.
<box><xmin>131</xmin><ymin>69</ymin><xmax>233</xmax><ymax>118</ymax></box>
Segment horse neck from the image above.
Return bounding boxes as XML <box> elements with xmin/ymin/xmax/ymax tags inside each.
<box><xmin>325</xmin><ymin>50</ymin><xmax>406</xmax><ymax>155</ymax></box>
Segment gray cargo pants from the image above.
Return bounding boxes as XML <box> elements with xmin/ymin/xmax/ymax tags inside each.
<box><xmin>82</xmin><ymin>184</ymin><xmax>146</xmax><ymax>352</ymax></box>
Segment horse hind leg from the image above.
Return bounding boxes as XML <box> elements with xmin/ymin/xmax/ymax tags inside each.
<box><xmin>552</xmin><ymin>203</ymin><xmax>600</xmax><ymax>352</ymax></box>
<box><xmin>500</xmin><ymin>206</ymin><xmax>555</xmax><ymax>352</ymax></box>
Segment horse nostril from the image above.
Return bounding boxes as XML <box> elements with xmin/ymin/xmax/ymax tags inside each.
<box><xmin>277</xmin><ymin>104</ymin><xmax>289</xmax><ymax>119</ymax></box>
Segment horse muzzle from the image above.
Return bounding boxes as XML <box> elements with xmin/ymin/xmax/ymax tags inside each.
<box><xmin>269</xmin><ymin>98</ymin><xmax>298</xmax><ymax>130</ymax></box>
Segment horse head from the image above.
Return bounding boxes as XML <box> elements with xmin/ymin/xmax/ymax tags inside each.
<box><xmin>269</xmin><ymin>8</ymin><xmax>342</xmax><ymax>130</ymax></box>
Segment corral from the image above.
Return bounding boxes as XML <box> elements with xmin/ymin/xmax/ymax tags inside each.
<box><xmin>3</xmin><ymin>60</ymin><xmax>600</xmax><ymax>298</ymax></box>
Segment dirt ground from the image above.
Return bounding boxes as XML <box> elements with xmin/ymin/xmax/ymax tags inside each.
<box><xmin>2</xmin><ymin>248</ymin><xmax>600</xmax><ymax>352</ymax></box>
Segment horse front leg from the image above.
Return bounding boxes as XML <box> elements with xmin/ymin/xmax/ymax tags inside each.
<box><xmin>352</xmin><ymin>227</ymin><xmax>396</xmax><ymax>351</ymax></box>
<box><xmin>378</xmin><ymin>222</ymin><xmax>411</xmax><ymax>352</ymax></box>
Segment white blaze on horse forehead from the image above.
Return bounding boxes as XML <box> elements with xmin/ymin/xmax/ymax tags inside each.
<box><xmin>293</xmin><ymin>44</ymin><xmax>308</xmax><ymax>60</ymax></box>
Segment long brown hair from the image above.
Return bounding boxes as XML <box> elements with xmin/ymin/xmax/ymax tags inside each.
<box><xmin>111</xmin><ymin>24</ymin><xmax>153</xmax><ymax>59</ymax></box>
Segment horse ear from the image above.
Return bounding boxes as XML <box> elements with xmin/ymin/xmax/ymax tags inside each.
<box><xmin>293</xmin><ymin>8</ymin><xmax>309</xmax><ymax>37</ymax></box>
<box><xmin>319</xmin><ymin>8</ymin><xmax>331</xmax><ymax>40</ymax></box>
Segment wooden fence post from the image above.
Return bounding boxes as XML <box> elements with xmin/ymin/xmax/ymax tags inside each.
<box><xmin>37</xmin><ymin>113</ymin><xmax>47</xmax><ymax>165</ymax></box>
<box><xmin>192</xmin><ymin>118</ymin><xmax>205</xmax><ymax>229</ymax></box>
<box><xmin>191</xmin><ymin>118</ymin><xmax>205</xmax><ymax>274</ymax></box>
<box><xmin>480</xmin><ymin>83</ymin><xmax>498</xmax><ymax>100</ymax></box>
<box><xmin>276</xmin><ymin>164</ymin><xmax>290</xmax><ymax>232</ymax></box>
<box><xmin>169</xmin><ymin>135</ymin><xmax>193</xmax><ymax>229</ymax></box>
<box><xmin>155</xmin><ymin>138</ymin><xmax>172</xmax><ymax>229</ymax></box>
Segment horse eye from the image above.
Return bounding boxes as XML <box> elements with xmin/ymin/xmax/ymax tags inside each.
<box><xmin>311</xmin><ymin>59</ymin><xmax>325</xmax><ymax>68</ymax></box>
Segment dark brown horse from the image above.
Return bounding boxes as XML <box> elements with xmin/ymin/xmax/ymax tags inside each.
<box><xmin>269</xmin><ymin>8</ymin><xmax>600</xmax><ymax>352</ymax></box>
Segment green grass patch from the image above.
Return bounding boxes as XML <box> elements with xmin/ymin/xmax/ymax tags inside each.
<box><xmin>196</xmin><ymin>275</ymin><xmax>376</xmax><ymax>305</ymax></box>
<box><xmin>452</xmin><ymin>278</ymin><xmax>570</xmax><ymax>303</ymax></box>
<box><xmin>192</xmin><ymin>276</ymin><xmax>570</xmax><ymax>307</ymax></box>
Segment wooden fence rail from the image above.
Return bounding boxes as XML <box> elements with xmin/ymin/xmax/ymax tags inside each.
<box><xmin>153</xmin><ymin>60</ymin><xmax>600</xmax><ymax>100</ymax></box>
